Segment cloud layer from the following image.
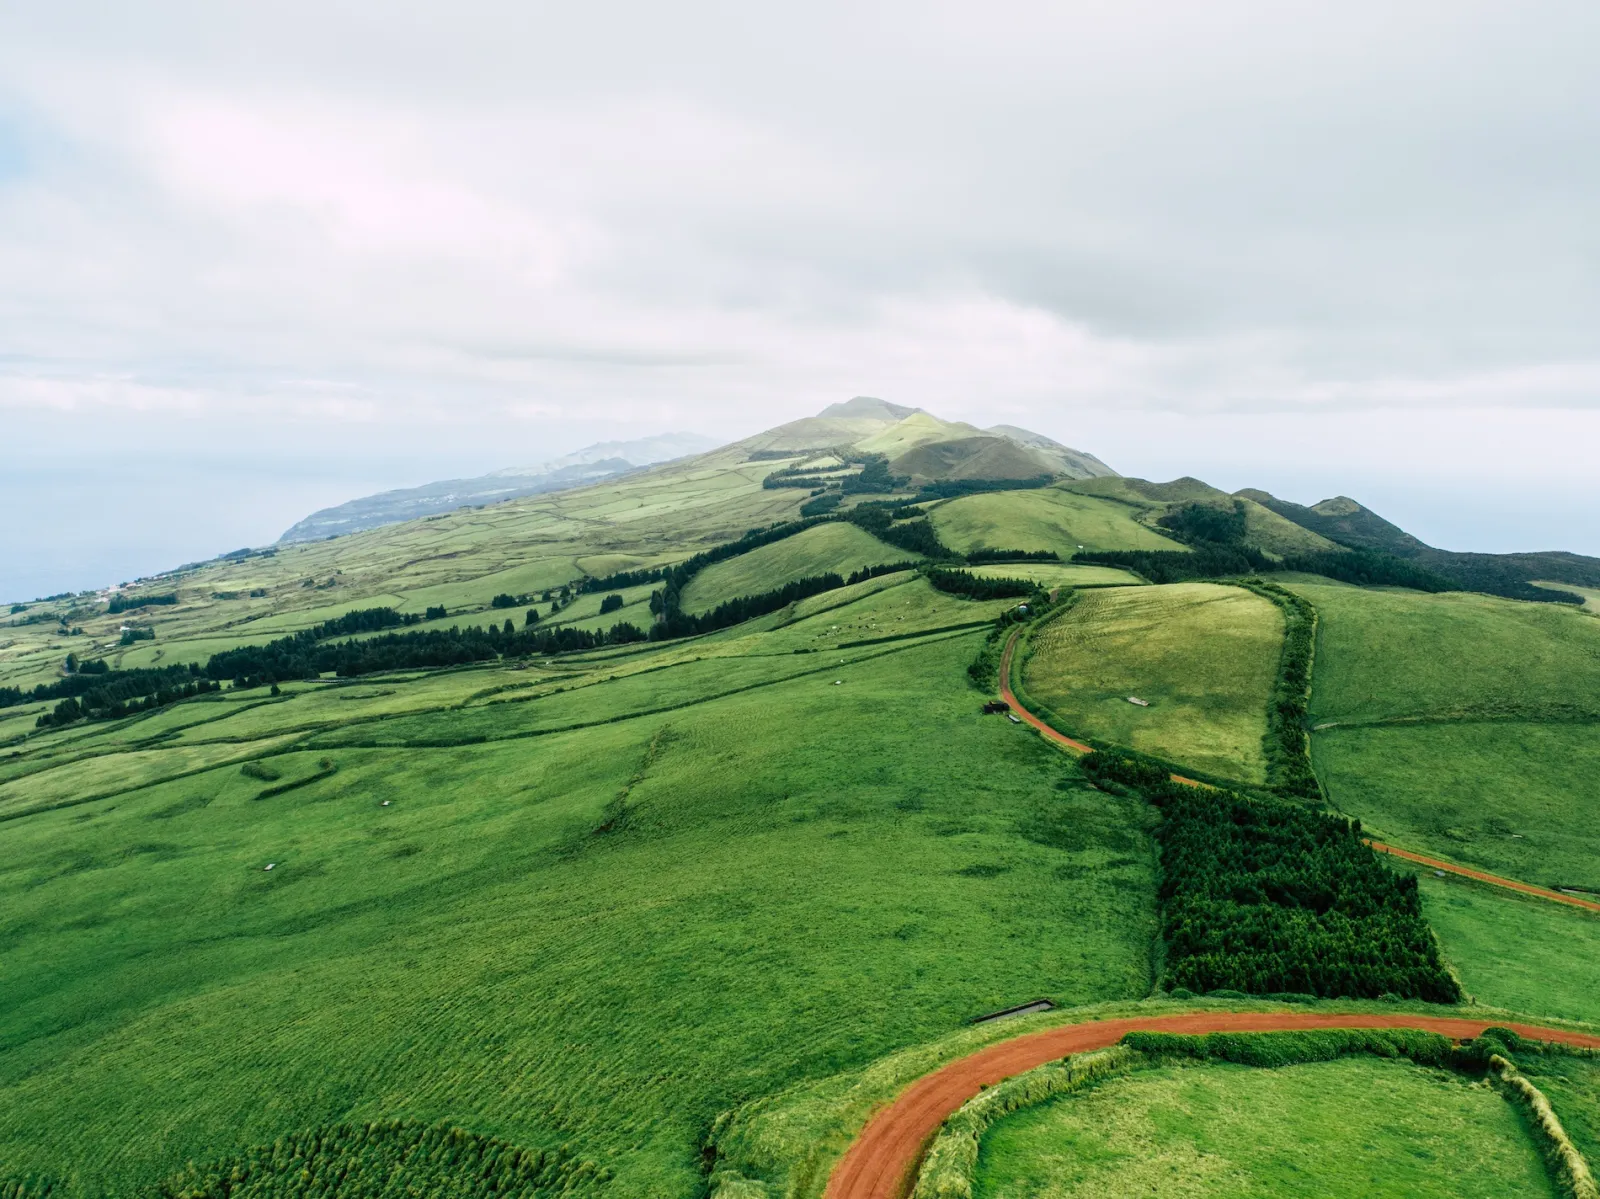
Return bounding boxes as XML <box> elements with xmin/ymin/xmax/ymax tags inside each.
<box><xmin>2</xmin><ymin>0</ymin><xmax>1597</xmax><ymax>593</ymax></box>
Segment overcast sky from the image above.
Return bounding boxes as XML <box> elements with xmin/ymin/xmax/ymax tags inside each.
<box><xmin>3</xmin><ymin>1</ymin><xmax>1598</xmax><ymax>598</ymax></box>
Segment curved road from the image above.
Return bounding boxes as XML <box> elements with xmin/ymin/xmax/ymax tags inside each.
<box><xmin>823</xmin><ymin>1009</ymin><xmax>1600</xmax><ymax>1199</ymax></box>
<box><xmin>996</xmin><ymin>628</ymin><xmax>1600</xmax><ymax>913</ymax></box>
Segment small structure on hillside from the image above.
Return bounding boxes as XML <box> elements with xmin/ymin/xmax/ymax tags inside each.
<box><xmin>1127</xmin><ymin>696</ymin><xmax>1150</xmax><ymax>707</ymax></box>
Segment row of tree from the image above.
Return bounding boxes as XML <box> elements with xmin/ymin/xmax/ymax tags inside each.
<box><xmin>1081</xmin><ymin>752</ymin><xmax>1461</xmax><ymax>1002</ymax></box>
<box><xmin>924</xmin><ymin>568</ymin><xmax>1037</xmax><ymax>601</ymax></box>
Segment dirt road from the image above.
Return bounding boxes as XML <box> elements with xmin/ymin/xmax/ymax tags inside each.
<box><xmin>1368</xmin><ymin>840</ymin><xmax>1600</xmax><ymax>914</ymax></box>
<box><xmin>823</xmin><ymin>1009</ymin><xmax>1600</xmax><ymax>1199</ymax></box>
<box><xmin>997</xmin><ymin>628</ymin><xmax>1597</xmax><ymax>913</ymax></box>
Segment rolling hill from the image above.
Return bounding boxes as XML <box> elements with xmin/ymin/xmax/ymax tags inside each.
<box><xmin>278</xmin><ymin>433</ymin><xmax>720</xmax><ymax>543</ymax></box>
<box><xmin>5</xmin><ymin>397</ymin><xmax>1600</xmax><ymax>1199</ymax></box>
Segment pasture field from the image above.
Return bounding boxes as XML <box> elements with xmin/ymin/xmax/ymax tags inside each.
<box><xmin>1414</xmin><ymin>874</ymin><xmax>1600</xmax><ymax>1026</ymax></box>
<box><xmin>1513</xmin><ymin>1051</ymin><xmax>1600</xmax><ymax>1167</ymax></box>
<box><xmin>1314</xmin><ymin>721</ymin><xmax>1600</xmax><ymax>888</ymax></box>
<box><xmin>967</xmin><ymin>563</ymin><xmax>1145</xmax><ymax>589</ymax></box>
<box><xmin>1534</xmin><ymin>581</ymin><xmax>1600</xmax><ymax>610</ymax></box>
<box><xmin>0</xmin><ymin>588</ymin><xmax>1158</xmax><ymax>1198</ymax></box>
<box><xmin>1017</xmin><ymin>583</ymin><xmax>1283</xmax><ymax>782</ymax></box>
<box><xmin>0</xmin><ymin>445</ymin><xmax>808</xmax><ymax>691</ymax></box>
<box><xmin>679</xmin><ymin>521</ymin><xmax>915</xmax><ymax>613</ymax></box>
<box><xmin>1286</xmin><ymin>580</ymin><xmax>1600</xmax><ymax>726</ymax></box>
<box><xmin>929</xmin><ymin>488</ymin><xmax>1185</xmax><ymax>559</ymax></box>
<box><xmin>972</xmin><ymin>1057</ymin><xmax>1556</xmax><ymax>1198</ymax></box>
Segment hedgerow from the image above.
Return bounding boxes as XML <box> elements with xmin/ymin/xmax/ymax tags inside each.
<box><xmin>911</xmin><ymin>1048</ymin><xmax>1136</xmax><ymax>1199</ymax></box>
<box><xmin>1080</xmin><ymin>752</ymin><xmax>1461</xmax><ymax>1002</ymax></box>
<box><xmin>1238</xmin><ymin>580</ymin><xmax>1320</xmax><ymax>800</ymax></box>
<box><xmin>925</xmin><ymin>568</ymin><xmax>1035</xmax><ymax>601</ymax></box>
<box><xmin>1122</xmin><ymin>1027</ymin><xmax>1458</xmax><ymax>1070</ymax></box>
<box><xmin>150</xmin><ymin>1119</ymin><xmax>607</xmax><ymax>1199</ymax></box>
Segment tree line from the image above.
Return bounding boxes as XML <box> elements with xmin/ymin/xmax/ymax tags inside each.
<box><xmin>1082</xmin><ymin>751</ymin><xmax>1461</xmax><ymax>1003</ymax></box>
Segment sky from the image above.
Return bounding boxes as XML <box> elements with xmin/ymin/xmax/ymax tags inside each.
<box><xmin>2</xmin><ymin>0</ymin><xmax>1597</xmax><ymax>599</ymax></box>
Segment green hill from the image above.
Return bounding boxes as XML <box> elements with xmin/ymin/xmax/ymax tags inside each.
<box><xmin>1017</xmin><ymin>583</ymin><xmax>1284</xmax><ymax>783</ymax></box>
<box><xmin>929</xmin><ymin>488</ymin><xmax>1186</xmax><ymax>558</ymax></box>
<box><xmin>678</xmin><ymin>521</ymin><xmax>916</xmax><ymax>614</ymax></box>
<box><xmin>8</xmin><ymin>402</ymin><xmax>1600</xmax><ymax>1199</ymax></box>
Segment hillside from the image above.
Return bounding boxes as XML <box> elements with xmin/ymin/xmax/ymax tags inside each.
<box><xmin>278</xmin><ymin>433</ymin><xmax>720</xmax><ymax>543</ymax></box>
<box><xmin>1241</xmin><ymin>488</ymin><xmax>1600</xmax><ymax>602</ymax></box>
<box><xmin>5</xmin><ymin>399</ymin><xmax>1600</xmax><ymax>1199</ymax></box>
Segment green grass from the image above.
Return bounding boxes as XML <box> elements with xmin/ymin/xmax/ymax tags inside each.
<box><xmin>1018</xmin><ymin>584</ymin><xmax>1283</xmax><ymax>783</ymax></box>
<box><xmin>0</xmin><ymin>607</ymin><xmax>1157</xmax><ymax>1198</ymax></box>
<box><xmin>929</xmin><ymin>489</ymin><xmax>1185</xmax><ymax>560</ymax></box>
<box><xmin>1512</xmin><ymin>1051</ymin><xmax>1600</xmax><ymax>1169</ymax></box>
<box><xmin>972</xmin><ymin>1057</ymin><xmax>1556</xmax><ymax>1198</ymax></box>
<box><xmin>966</xmin><ymin>563</ymin><xmax>1145</xmax><ymax>589</ymax></box>
<box><xmin>1415</xmin><ymin>874</ymin><xmax>1600</xmax><ymax>1025</ymax></box>
<box><xmin>678</xmin><ymin>522</ymin><xmax>915</xmax><ymax>614</ymax></box>
<box><xmin>1287</xmin><ymin>580</ymin><xmax>1600</xmax><ymax>726</ymax></box>
<box><xmin>1314</xmin><ymin>722</ymin><xmax>1600</xmax><ymax>888</ymax></box>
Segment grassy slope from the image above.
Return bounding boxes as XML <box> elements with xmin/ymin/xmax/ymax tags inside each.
<box><xmin>972</xmin><ymin>1058</ymin><xmax>1555</xmax><ymax>1198</ymax></box>
<box><xmin>679</xmin><ymin>522</ymin><xmax>915</xmax><ymax>614</ymax></box>
<box><xmin>1018</xmin><ymin>584</ymin><xmax>1282</xmax><ymax>783</ymax></box>
<box><xmin>1287</xmin><ymin>578</ymin><xmax>1600</xmax><ymax>1024</ymax></box>
<box><xmin>0</xmin><ymin>585</ymin><xmax>1157</xmax><ymax>1198</ymax></box>
<box><xmin>1414</xmin><ymin>875</ymin><xmax>1600</xmax><ymax>1025</ymax></box>
<box><xmin>929</xmin><ymin>489</ymin><xmax>1185</xmax><ymax>559</ymax></box>
<box><xmin>0</xmin><ymin>448</ymin><xmax>806</xmax><ymax>691</ymax></box>
<box><xmin>967</xmin><ymin>564</ymin><xmax>1145</xmax><ymax>589</ymax></box>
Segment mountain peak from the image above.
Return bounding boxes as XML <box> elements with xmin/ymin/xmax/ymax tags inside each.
<box><xmin>816</xmin><ymin>396</ymin><xmax>923</xmax><ymax>421</ymax></box>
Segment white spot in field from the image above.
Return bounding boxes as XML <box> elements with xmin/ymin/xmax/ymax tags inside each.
<box><xmin>264</xmin><ymin>863</ymin><xmax>275</xmax><ymax>871</ymax></box>
<box><xmin>1434</xmin><ymin>869</ymin><xmax>1445</xmax><ymax>877</ymax></box>
<box><xmin>382</xmin><ymin>800</ymin><xmax>390</xmax><ymax>806</ymax></box>
<box><xmin>833</xmin><ymin>680</ymin><xmax>843</xmax><ymax>685</ymax></box>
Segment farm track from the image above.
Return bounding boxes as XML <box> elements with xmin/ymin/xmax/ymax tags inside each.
<box><xmin>824</xmin><ymin>1009</ymin><xmax>1600</xmax><ymax>1199</ymax></box>
<box><xmin>998</xmin><ymin>626</ymin><xmax>1593</xmax><ymax>912</ymax></box>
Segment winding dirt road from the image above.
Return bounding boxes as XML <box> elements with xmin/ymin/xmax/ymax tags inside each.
<box><xmin>996</xmin><ymin>628</ymin><xmax>1598</xmax><ymax>913</ymax></box>
<box><xmin>823</xmin><ymin>1009</ymin><xmax>1600</xmax><ymax>1199</ymax></box>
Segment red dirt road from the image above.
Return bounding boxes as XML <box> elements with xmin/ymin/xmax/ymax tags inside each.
<box><xmin>1368</xmin><ymin>840</ymin><xmax>1600</xmax><ymax>914</ymax></box>
<box><xmin>997</xmin><ymin>629</ymin><xmax>1596</xmax><ymax>913</ymax></box>
<box><xmin>823</xmin><ymin>1010</ymin><xmax>1600</xmax><ymax>1199</ymax></box>
<box><xmin>996</xmin><ymin>629</ymin><xmax>1092</xmax><ymax>753</ymax></box>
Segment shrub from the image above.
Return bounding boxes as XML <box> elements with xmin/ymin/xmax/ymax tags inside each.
<box><xmin>1122</xmin><ymin>1028</ymin><xmax>1457</xmax><ymax>1070</ymax></box>
<box><xmin>108</xmin><ymin>593</ymin><xmax>178</xmax><ymax>614</ymax></box>
<box><xmin>599</xmin><ymin>594</ymin><xmax>625</xmax><ymax>615</ymax></box>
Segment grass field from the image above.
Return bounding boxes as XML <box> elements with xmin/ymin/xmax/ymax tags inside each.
<box><xmin>972</xmin><ymin>1058</ymin><xmax>1556</xmax><ymax>1198</ymax></box>
<box><xmin>1017</xmin><ymin>584</ymin><xmax>1283</xmax><ymax>782</ymax></box>
<box><xmin>930</xmin><ymin>489</ymin><xmax>1185</xmax><ymax>560</ymax></box>
<box><xmin>1414</xmin><ymin>874</ymin><xmax>1600</xmax><ymax>1026</ymax></box>
<box><xmin>679</xmin><ymin>522</ymin><xmax>916</xmax><ymax>614</ymax></box>
<box><xmin>966</xmin><ymin>563</ymin><xmax>1145</xmax><ymax>589</ymax></box>
<box><xmin>1314</xmin><ymin>722</ymin><xmax>1600</xmax><ymax>888</ymax></box>
<box><xmin>1281</xmin><ymin>578</ymin><xmax>1600</xmax><ymax>1025</ymax></box>
<box><xmin>1287</xmin><ymin>580</ymin><xmax>1600</xmax><ymax>726</ymax></box>
<box><xmin>0</xmin><ymin>580</ymin><xmax>1158</xmax><ymax>1198</ymax></box>
<box><xmin>0</xmin><ymin>445</ymin><xmax>810</xmax><ymax>691</ymax></box>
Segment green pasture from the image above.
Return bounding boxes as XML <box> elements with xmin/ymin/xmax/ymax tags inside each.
<box><xmin>1533</xmin><ymin>581</ymin><xmax>1600</xmax><ymax>610</ymax></box>
<box><xmin>1513</xmin><ymin>1051</ymin><xmax>1600</xmax><ymax>1167</ymax></box>
<box><xmin>0</xmin><ymin>613</ymin><xmax>1157</xmax><ymax>1198</ymax></box>
<box><xmin>1018</xmin><ymin>583</ymin><xmax>1283</xmax><ymax>782</ymax></box>
<box><xmin>930</xmin><ymin>489</ymin><xmax>1185</xmax><ymax>559</ymax></box>
<box><xmin>966</xmin><ymin>563</ymin><xmax>1145</xmax><ymax>588</ymax></box>
<box><xmin>972</xmin><ymin>1057</ymin><xmax>1555</xmax><ymax>1198</ymax></box>
<box><xmin>1287</xmin><ymin>580</ymin><xmax>1600</xmax><ymax>726</ymax></box>
<box><xmin>679</xmin><ymin>522</ymin><xmax>914</xmax><ymax>614</ymax></box>
<box><xmin>1415</xmin><ymin>875</ymin><xmax>1600</xmax><ymax>1026</ymax></box>
<box><xmin>0</xmin><ymin>446</ymin><xmax>805</xmax><ymax>691</ymax></box>
<box><xmin>1314</xmin><ymin>721</ymin><xmax>1600</xmax><ymax>888</ymax></box>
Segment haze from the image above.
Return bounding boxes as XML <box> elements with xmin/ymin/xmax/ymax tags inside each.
<box><xmin>3</xmin><ymin>0</ymin><xmax>1597</xmax><ymax>599</ymax></box>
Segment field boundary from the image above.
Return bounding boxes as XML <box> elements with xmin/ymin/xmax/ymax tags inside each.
<box><xmin>998</xmin><ymin>623</ymin><xmax>1599</xmax><ymax>917</ymax></box>
<box><xmin>822</xmin><ymin>1011</ymin><xmax>1600</xmax><ymax>1199</ymax></box>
